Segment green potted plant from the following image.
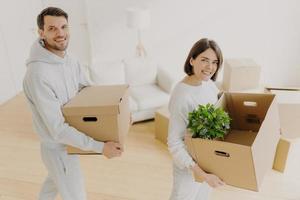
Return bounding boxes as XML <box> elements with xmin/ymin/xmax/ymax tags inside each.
<box><xmin>187</xmin><ymin>103</ymin><xmax>231</xmax><ymax>140</ymax></box>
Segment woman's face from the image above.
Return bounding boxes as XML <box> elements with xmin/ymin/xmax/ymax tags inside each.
<box><xmin>190</xmin><ymin>48</ymin><xmax>218</xmax><ymax>81</ymax></box>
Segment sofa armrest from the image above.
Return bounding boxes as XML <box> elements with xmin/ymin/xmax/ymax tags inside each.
<box><xmin>157</xmin><ymin>67</ymin><xmax>177</xmax><ymax>93</ymax></box>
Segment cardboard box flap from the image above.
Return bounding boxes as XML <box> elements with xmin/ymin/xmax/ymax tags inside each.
<box><xmin>251</xmin><ymin>95</ymin><xmax>280</xmax><ymax>188</ymax></box>
<box><xmin>63</xmin><ymin>85</ymin><xmax>129</xmax><ymax>116</ymax></box>
<box><xmin>273</xmin><ymin>138</ymin><xmax>291</xmax><ymax>172</ymax></box>
<box><xmin>217</xmin><ymin>92</ymin><xmax>275</xmax><ymax>132</ymax></box>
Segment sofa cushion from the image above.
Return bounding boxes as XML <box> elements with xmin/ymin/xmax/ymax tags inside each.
<box><xmin>157</xmin><ymin>67</ymin><xmax>177</xmax><ymax>93</ymax></box>
<box><xmin>131</xmin><ymin>109</ymin><xmax>156</xmax><ymax>123</ymax></box>
<box><xmin>123</xmin><ymin>57</ymin><xmax>157</xmax><ymax>86</ymax></box>
<box><xmin>130</xmin><ymin>84</ymin><xmax>169</xmax><ymax>110</ymax></box>
<box><xmin>129</xmin><ymin>96</ymin><xmax>138</xmax><ymax>112</ymax></box>
<box><xmin>89</xmin><ymin>60</ymin><xmax>126</xmax><ymax>85</ymax></box>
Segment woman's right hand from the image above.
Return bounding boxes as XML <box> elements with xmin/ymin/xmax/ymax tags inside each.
<box><xmin>202</xmin><ymin>173</ymin><xmax>225</xmax><ymax>188</ymax></box>
<box><xmin>191</xmin><ymin>164</ymin><xmax>225</xmax><ymax>188</ymax></box>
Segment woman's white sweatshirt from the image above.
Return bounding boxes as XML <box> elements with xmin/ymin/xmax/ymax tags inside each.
<box><xmin>168</xmin><ymin>80</ymin><xmax>219</xmax><ymax>169</ymax></box>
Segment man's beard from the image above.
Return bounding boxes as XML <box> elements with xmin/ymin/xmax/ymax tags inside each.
<box><xmin>43</xmin><ymin>38</ymin><xmax>68</xmax><ymax>51</ymax></box>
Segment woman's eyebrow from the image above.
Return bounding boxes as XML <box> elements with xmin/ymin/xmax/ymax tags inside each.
<box><xmin>200</xmin><ymin>56</ymin><xmax>218</xmax><ymax>61</ymax></box>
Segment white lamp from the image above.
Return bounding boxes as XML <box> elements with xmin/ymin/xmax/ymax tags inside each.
<box><xmin>126</xmin><ymin>7</ymin><xmax>150</xmax><ymax>57</ymax></box>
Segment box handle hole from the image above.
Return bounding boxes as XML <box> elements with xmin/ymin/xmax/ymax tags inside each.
<box><xmin>82</xmin><ymin>117</ymin><xmax>98</xmax><ymax>122</ymax></box>
<box><xmin>214</xmin><ymin>150</ymin><xmax>230</xmax><ymax>157</ymax></box>
<box><xmin>243</xmin><ymin>101</ymin><xmax>257</xmax><ymax>107</ymax></box>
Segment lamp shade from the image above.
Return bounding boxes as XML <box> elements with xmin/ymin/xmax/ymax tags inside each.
<box><xmin>126</xmin><ymin>8</ymin><xmax>150</xmax><ymax>30</ymax></box>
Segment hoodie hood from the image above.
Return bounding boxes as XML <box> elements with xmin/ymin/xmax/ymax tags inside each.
<box><xmin>26</xmin><ymin>39</ymin><xmax>67</xmax><ymax>66</ymax></box>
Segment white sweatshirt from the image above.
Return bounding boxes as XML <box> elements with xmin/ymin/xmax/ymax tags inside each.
<box><xmin>23</xmin><ymin>39</ymin><xmax>104</xmax><ymax>153</ymax></box>
<box><xmin>168</xmin><ymin>80</ymin><xmax>219</xmax><ymax>169</ymax></box>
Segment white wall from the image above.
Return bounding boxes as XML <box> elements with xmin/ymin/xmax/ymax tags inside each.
<box><xmin>0</xmin><ymin>0</ymin><xmax>299</xmax><ymax>103</ymax></box>
<box><xmin>86</xmin><ymin>0</ymin><xmax>300</xmax><ymax>86</ymax></box>
<box><xmin>263</xmin><ymin>0</ymin><xmax>300</xmax><ymax>86</ymax></box>
<box><xmin>0</xmin><ymin>26</ymin><xmax>16</xmax><ymax>103</ymax></box>
<box><xmin>0</xmin><ymin>0</ymin><xmax>90</xmax><ymax>104</ymax></box>
<box><xmin>0</xmin><ymin>0</ymin><xmax>42</xmax><ymax>104</ymax></box>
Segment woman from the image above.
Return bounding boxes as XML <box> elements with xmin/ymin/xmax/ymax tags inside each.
<box><xmin>168</xmin><ymin>38</ymin><xmax>225</xmax><ymax>200</ymax></box>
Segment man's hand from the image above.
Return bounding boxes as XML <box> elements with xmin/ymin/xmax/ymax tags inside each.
<box><xmin>102</xmin><ymin>141</ymin><xmax>123</xmax><ymax>159</ymax></box>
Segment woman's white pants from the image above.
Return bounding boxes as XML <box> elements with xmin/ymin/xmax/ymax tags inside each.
<box><xmin>169</xmin><ymin>163</ymin><xmax>212</xmax><ymax>200</ymax></box>
<box><xmin>38</xmin><ymin>143</ymin><xmax>86</xmax><ymax>200</ymax></box>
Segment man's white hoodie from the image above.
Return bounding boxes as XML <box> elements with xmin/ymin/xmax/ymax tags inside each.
<box><xmin>23</xmin><ymin>39</ymin><xmax>104</xmax><ymax>152</ymax></box>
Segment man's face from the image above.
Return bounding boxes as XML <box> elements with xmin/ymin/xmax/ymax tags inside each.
<box><xmin>39</xmin><ymin>15</ymin><xmax>70</xmax><ymax>53</ymax></box>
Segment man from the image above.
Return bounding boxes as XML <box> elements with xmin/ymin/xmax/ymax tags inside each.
<box><xmin>23</xmin><ymin>7</ymin><xmax>123</xmax><ymax>200</ymax></box>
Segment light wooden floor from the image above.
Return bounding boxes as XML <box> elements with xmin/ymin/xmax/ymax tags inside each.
<box><xmin>0</xmin><ymin>94</ymin><xmax>300</xmax><ymax>200</ymax></box>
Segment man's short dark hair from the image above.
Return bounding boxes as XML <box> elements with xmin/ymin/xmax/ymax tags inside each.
<box><xmin>37</xmin><ymin>7</ymin><xmax>68</xmax><ymax>30</ymax></box>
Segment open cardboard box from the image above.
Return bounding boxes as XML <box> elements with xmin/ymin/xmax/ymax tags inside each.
<box><xmin>185</xmin><ymin>92</ymin><xmax>280</xmax><ymax>191</ymax></box>
<box><xmin>62</xmin><ymin>85</ymin><xmax>131</xmax><ymax>154</ymax></box>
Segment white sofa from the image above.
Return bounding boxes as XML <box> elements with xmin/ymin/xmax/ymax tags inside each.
<box><xmin>88</xmin><ymin>57</ymin><xmax>176</xmax><ymax>123</ymax></box>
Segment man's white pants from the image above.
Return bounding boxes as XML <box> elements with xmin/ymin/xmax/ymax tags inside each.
<box><xmin>39</xmin><ymin>143</ymin><xmax>87</xmax><ymax>200</ymax></box>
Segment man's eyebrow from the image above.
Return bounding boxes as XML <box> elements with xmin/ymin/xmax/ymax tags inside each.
<box><xmin>47</xmin><ymin>24</ymin><xmax>68</xmax><ymax>28</ymax></box>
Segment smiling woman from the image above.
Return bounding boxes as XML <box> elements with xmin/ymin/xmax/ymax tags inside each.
<box><xmin>168</xmin><ymin>38</ymin><xmax>224</xmax><ymax>200</ymax></box>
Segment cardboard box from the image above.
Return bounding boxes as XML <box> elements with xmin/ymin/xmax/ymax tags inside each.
<box><xmin>155</xmin><ymin>106</ymin><xmax>169</xmax><ymax>144</ymax></box>
<box><xmin>63</xmin><ymin>85</ymin><xmax>131</xmax><ymax>154</ymax></box>
<box><xmin>185</xmin><ymin>92</ymin><xmax>280</xmax><ymax>191</ymax></box>
<box><xmin>267</xmin><ymin>90</ymin><xmax>300</xmax><ymax>174</ymax></box>
<box><xmin>222</xmin><ymin>58</ymin><xmax>261</xmax><ymax>92</ymax></box>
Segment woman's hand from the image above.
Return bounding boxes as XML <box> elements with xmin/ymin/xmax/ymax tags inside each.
<box><xmin>202</xmin><ymin>173</ymin><xmax>225</xmax><ymax>188</ymax></box>
<box><xmin>191</xmin><ymin>164</ymin><xmax>225</xmax><ymax>188</ymax></box>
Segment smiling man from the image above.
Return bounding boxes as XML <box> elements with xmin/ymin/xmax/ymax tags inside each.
<box><xmin>23</xmin><ymin>7</ymin><xmax>123</xmax><ymax>200</ymax></box>
<box><xmin>38</xmin><ymin>10</ymin><xmax>70</xmax><ymax>57</ymax></box>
